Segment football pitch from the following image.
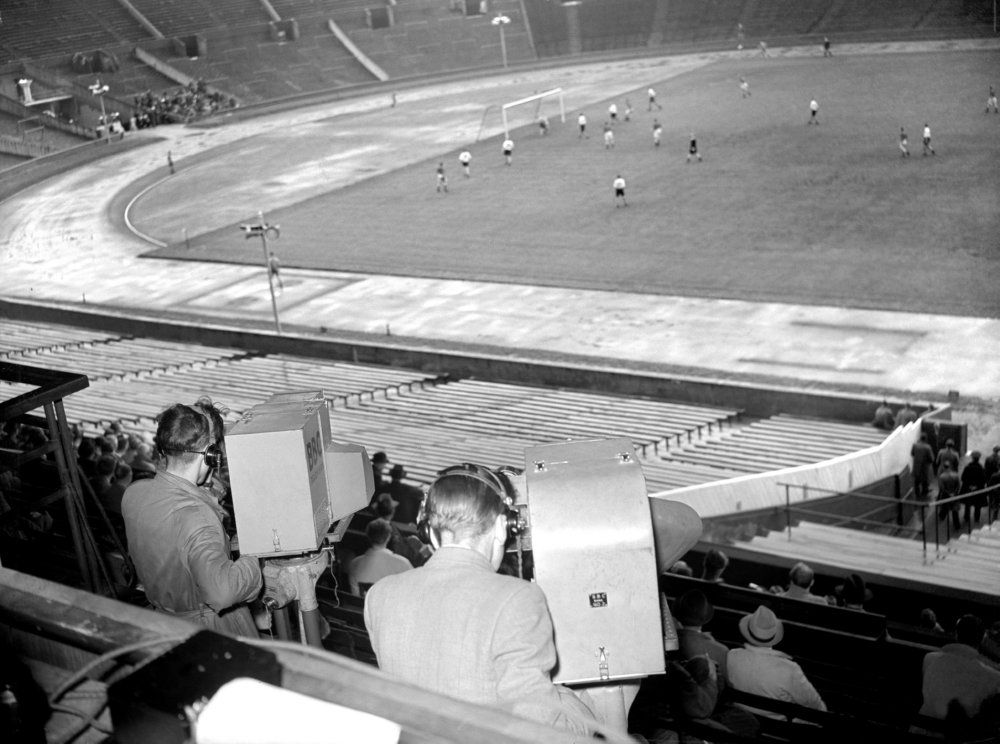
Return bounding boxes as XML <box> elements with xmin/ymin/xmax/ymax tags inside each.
<box><xmin>138</xmin><ymin>48</ymin><xmax>1000</xmax><ymax>318</ymax></box>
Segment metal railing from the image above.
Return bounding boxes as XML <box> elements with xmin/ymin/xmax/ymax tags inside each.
<box><xmin>778</xmin><ymin>480</ymin><xmax>999</xmax><ymax>564</ymax></box>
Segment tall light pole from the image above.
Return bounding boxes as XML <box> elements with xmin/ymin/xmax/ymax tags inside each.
<box><xmin>88</xmin><ymin>79</ymin><xmax>110</xmax><ymax>144</ymax></box>
<box><xmin>492</xmin><ymin>14</ymin><xmax>511</xmax><ymax>69</ymax></box>
<box><xmin>241</xmin><ymin>211</ymin><xmax>283</xmax><ymax>334</ymax></box>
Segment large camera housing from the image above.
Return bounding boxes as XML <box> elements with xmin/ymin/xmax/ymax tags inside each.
<box><xmin>226</xmin><ymin>391</ymin><xmax>373</xmax><ymax>557</ymax></box>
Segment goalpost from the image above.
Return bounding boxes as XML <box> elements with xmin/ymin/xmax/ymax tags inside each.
<box><xmin>475</xmin><ymin>87</ymin><xmax>566</xmax><ymax>142</ymax></box>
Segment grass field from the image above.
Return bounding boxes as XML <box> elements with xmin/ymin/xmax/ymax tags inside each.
<box><xmin>141</xmin><ymin>49</ymin><xmax>1000</xmax><ymax>318</ymax></box>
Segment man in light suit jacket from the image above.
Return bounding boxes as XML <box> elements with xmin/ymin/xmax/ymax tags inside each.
<box><xmin>364</xmin><ymin>463</ymin><xmax>598</xmax><ymax>735</ymax></box>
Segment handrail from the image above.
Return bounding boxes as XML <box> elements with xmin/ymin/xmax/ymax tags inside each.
<box><xmin>779</xmin><ymin>479</ymin><xmax>999</xmax><ymax>563</ymax></box>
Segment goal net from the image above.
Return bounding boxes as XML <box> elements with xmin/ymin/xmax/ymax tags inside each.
<box><xmin>476</xmin><ymin>87</ymin><xmax>566</xmax><ymax>142</ymax></box>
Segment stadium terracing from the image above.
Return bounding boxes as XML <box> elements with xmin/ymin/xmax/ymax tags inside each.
<box><xmin>1</xmin><ymin>2</ymin><xmax>999</xmax><ymax>741</ymax></box>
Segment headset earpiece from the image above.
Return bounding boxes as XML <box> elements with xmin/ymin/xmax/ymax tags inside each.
<box><xmin>204</xmin><ymin>446</ymin><xmax>222</xmax><ymax>470</ymax></box>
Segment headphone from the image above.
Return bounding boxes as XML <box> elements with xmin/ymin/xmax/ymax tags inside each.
<box><xmin>418</xmin><ymin>463</ymin><xmax>523</xmax><ymax>546</ymax></box>
<box><xmin>164</xmin><ymin>445</ymin><xmax>222</xmax><ymax>470</ymax></box>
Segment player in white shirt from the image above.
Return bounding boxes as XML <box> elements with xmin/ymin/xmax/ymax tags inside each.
<box><xmin>921</xmin><ymin>123</ymin><xmax>934</xmax><ymax>156</ymax></box>
<box><xmin>608</xmin><ymin>102</ymin><xmax>618</xmax><ymax>123</ymax></box>
<box><xmin>987</xmin><ymin>85</ymin><xmax>997</xmax><ymax>114</ymax></box>
<box><xmin>808</xmin><ymin>99</ymin><xmax>819</xmax><ymax>125</ymax></box>
<box><xmin>613</xmin><ymin>175</ymin><xmax>627</xmax><ymax>208</ymax></box>
<box><xmin>577</xmin><ymin>112</ymin><xmax>587</xmax><ymax>138</ymax></box>
<box><xmin>502</xmin><ymin>137</ymin><xmax>514</xmax><ymax>165</ymax></box>
<box><xmin>458</xmin><ymin>150</ymin><xmax>471</xmax><ymax>177</ymax></box>
<box><xmin>603</xmin><ymin>121</ymin><xmax>615</xmax><ymax>149</ymax></box>
<box><xmin>740</xmin><ymin>77</ymin><xmax>751</xmax><ymax>98</ymax></box>
<box><xmin>648</xmin><ymin>87</ymin><xmax>662</xmax><ymax>111</ymax></box>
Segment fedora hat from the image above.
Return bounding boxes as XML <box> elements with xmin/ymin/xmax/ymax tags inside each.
<box><xmin>675</xmin><ymin>590</ymin><xmax>714</xmax><ymax>627</ymax></box>
<box><xmin>739</xmin><ymin>605</ymin><xmax>784</xmax><ymax>647</ymax></box>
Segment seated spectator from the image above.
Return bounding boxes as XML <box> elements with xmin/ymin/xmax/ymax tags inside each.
<box><xmin>348</xmin><ymin>518</ymin><xmax>412</xmax><ymax>596</ymax></box>
<box><xmin>91</xmin><ymin>454</ymin><xmax>117</xmax><ymax>499</ymax></box>
<box><xmin>727</xmin><ymin>605</ymin><xmax>827</xmax><ymax>714</ymax></box>
<box><xmin>668</xmin><ymin>560</ymin><xmax>693</xmax><ymax>577</ymax></box>
<box><xmin>374</xmin><ymin>492</ymin><xmax>431</xmax><ymax>568</ymax></box>
<box><xmin>895</xmin><ymin>401</ymin><xmax>919</xmax><ymax>427</ymax></box>
<box><xmin>131</xmin><ymin>443</ymin><xmax>157</xmax><ymax>479</ymax></box>
<box><xmin>100</xmin><ymin>461</ymin><xmax>132</xmax><ymax>516</ymax></box>
<box><xmin>918</xmin><ymin>614</ymin><xmax>1000</xmax><ymax>723</ymax></box>
<box><xmin>387</xmin><ymin>463</ymin><xmax>424</xmax><ymax>524</ymax></box>
<box><xmin>371</xmin><ymin>451</ymin><xmax>389</xmax><ymax>495</ymax></box>
<box><xmin>960</xmin><ymin>451</ymin><xmax>987</xmax><ymax>527</ymax></box>
<box><xmin>779</xmin><ymin>562</ymin><xmax>828</xmax><ymax>605</ymax></box>
<box><xmin>871</xmin><ymin>399</ymin><xmax>895</xmax><ymax>430</ymax></box>
<box><xmin>77</xmin><ymin>437</ymin><xmax>97</xmax><ymax>481</ymax></box>
<box><xmin>980</xmin><ymin>621</ymin><xmax>1000</xmax><ymax>669</ymax></box>
<box><xmin>919</xmin><ymin>608</ymin><xmax>946</xmax><ymax>635</ymax></box>
<box><xmin>674</xmin><ymin>590</ymin><xmax>729</xmax><ymax>679</ymax></box>
<box><xmin>701</xmin><ymin>548</ymin><xmax>729</xmax><ymax>583</ymax></box>
<box><xmin>834</xmin><ymin>573</ymin><xmax>872</xmax><ymax>611</ymax></box>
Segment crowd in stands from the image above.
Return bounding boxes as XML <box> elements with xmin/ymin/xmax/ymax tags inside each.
<box><xmin>647</xmin><ymin>548</ymin><xmax>1000</xmax><ymax>741</ymax></box>
<box><xmin>130</xmin><ymin>81</ymin><xmax>236</xmax><ymax>128</ymax></box>
<box><xmin>4</xmin><ymin>409</ymin><xmax>1000</xmax><ymax>742</ymax></box>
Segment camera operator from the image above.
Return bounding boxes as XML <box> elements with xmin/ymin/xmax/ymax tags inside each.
<box><xmin>363</xmin><ymin>463</ymin><xmax>599</xmax><ymax>735</ymax></box>
<box><xmin>122</xmin><ymin>402</ymin><xmax>262</xmax><ymax>636</ymax></box>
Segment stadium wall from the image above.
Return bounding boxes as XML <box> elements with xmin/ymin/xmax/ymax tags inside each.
<box><xmin>0</xmin><ymin>299</ymin><xmax>947</xmax><ymax>424</ymax></box>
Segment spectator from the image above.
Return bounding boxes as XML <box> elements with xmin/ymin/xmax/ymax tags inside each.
<box><xmin>834</xmin><ymin>573</ymin><xmax>872</xmax><ymax>611</ymax></box>
<box><xmin>896</xmin><ymin>401</ymin><xmax>919</xmax><ymax>427</ymax></box>
<box><xmin>960</xmin><ymin>451</ymin><xmax>987</xmax><ymax>526</ymax></box>
<box><xmin>984</xmin><ymin>445</ymin><xmax>1000</xmax><ymax>483</ymax></box>
<box><xmin>671</xmin><ymin>590</ymin><xmax>761</xmax><ymax>738</ymax></box>
<box><xmin>936</xmin><ymin>438</ymin><xmax>960</xmax><ymax>476</ymax></box>
<box><xmin>726</xmin><ymin>605</ymin><xmax>827</xmax><ymax>714</ymax></box>
<box><xmin>374</xmin><ymin>492</ymin><xmax>430</xmax><ymax>567</ymax></box>
<box><xmin>91</xmin><ymin>454</ymin><xmax>117</xmax><ymax>499</ymax></box>
<box><xmin>919</xmin><ymin>608</ymin><xmax>946</xmax><ymax>635</ymax></box>
<box><xmin>131</xmin><ymin>442</ymin><xmax>157</xmax><ymax>480</ymax></box>
<box><xmin>918</xmin><ymin>614</ymin><xmax>1000</xmax><ymax>723</ymax></box>
<box><xmin>701</xmin><ymin>549</ymin><xmax>729</xmax><ymax>583</ymax></box>
<box><xmin>937</xmin><ymin>462</ymin><xmax>961</xmax><ymax>532</ymax></box>
<box><xmin>349</xmin><ymin>518</ymin><xmax>412</xmax><ymax>596</ymax></box>
<box><xmin>371</xmin><ymin>451</ymin><xmax>389</xmax><ymax>495</ymax></box>
<box><xmin>387</xmin><ymin>463</ymin><xmax>424</xmax><ymax>524</ymax></box>
<box><xmin>872</xmin><ymin>399</ymin><xmax>895</xmax><ymax>430</ymax></box>
<box><xmin>980</xmin><ymin>621</ymin><xmax>1000</xmax><ymax>669</ymax></box>
<box><xmin>674</xmin><ymin>590</ymin><xmax>729</xmax><ymax>678</ymax></box>
<box><xmin>101</xmin><ymin>461</ymin><xmax>132</xmax><ymax>516</ymax></box>
<box><xmin>77</xmin><ymin>437</ymin><xmax>98</xmax><ymax>481</ymax></box>
<box><xmin>668</xmin><ymin>560</ymin><xmax>693</xmax><ymax>577</ymax></box>
<box><xmin>779</xmin><ymin>562</ymin><xmax>828</xmax><ymax>604</ymax></box>
<box><xmin>911</xmin><ymin>433</ymin><xmax>935</xmax><ymax>501</ymax></box>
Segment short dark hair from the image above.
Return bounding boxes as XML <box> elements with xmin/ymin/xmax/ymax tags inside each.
<box><xmin>703</xmin><ymin>549</ymin><xmax>728</xmax><ymax>576</ymax></box>
<box><xmin>96</xmin><ymin>454</ymin><xmax>117</xmax><ymax>477</ymax></box>
<box><xmin>366</xmin><ymin>518</ymin><xmax>392</xmax><ymax>546</ymax></box>
<box><xmin>955</xmin><ymin>614</ymin><xmax>985</xmax><ymax>648</ymax></box>
<box><xmin>155</xmin><ymin>404</ymin><xmax>213</xmax><ymax>460</ymax></box>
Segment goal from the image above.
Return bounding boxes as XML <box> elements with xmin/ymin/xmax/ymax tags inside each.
<box><xmin>476</xmin><ymin>87</ymin><xmax>566</xmax><ymax>142</ymax></box>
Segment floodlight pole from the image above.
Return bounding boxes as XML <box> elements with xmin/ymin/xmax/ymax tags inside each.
<box><xmin>88</xmin><ymin>79</ymin><xmax>110</xmax><ymax>144</ymax></box>
<box><xmin>241</xmin><ymin>211</ymin><xmax>283</xmax><ymax>334</ymax></box>
<box><xmin>492</xmin><ymin>14</ymin><xmax>511</xmax><ymax>69</ymax></box>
